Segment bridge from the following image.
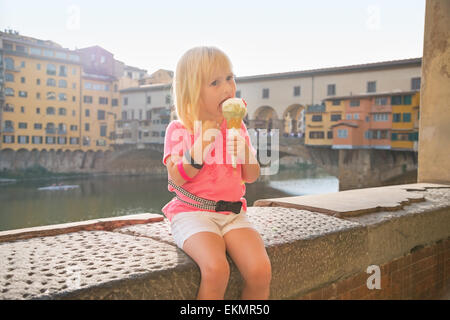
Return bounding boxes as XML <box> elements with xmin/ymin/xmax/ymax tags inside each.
<box><xmin>254</xmin><ymin>132</ymin><xmax>417</xmax><ymax>190</ymax></box>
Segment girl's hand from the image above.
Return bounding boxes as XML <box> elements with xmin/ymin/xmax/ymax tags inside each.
<box><xmin>226</xmin><ymin>129</ymin><xmax>247</xmax><ymax>164</ymax></box>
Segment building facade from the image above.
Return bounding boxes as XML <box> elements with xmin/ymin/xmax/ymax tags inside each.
<box><xmin>0</xmin><ymin>31</ymin><xmax>83</xmax><ymax>151</ymax></box>
<box><xmin>117</xmin><ymin>83</ymin><xmax>172</xmax><ymax>146</ymax></box>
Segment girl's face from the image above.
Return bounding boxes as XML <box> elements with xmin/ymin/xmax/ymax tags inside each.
<box><xmin>198</xmin><ymin>68</ymin><xmax>236</xmax><ymax>121</ymax></box>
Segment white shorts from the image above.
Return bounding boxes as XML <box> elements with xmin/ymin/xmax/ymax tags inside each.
<box><xmin>170</xmin><ymin>211</ymin><xmax>255</xmax><ymax>249</ymax></box>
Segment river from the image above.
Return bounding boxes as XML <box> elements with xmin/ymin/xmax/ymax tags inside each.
<box><xmin>0</xmin><ymin>166</ymin><xmax>338</xmax><ymax>232</ymax></box>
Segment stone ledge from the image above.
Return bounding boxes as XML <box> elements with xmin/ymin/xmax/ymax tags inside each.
<box><xmin>254</xmin><ymin>183</ymin><xmax>450</xmax><ymax>217</ymax></box>
<box><xmin>0</xmin><ymin>213</ymin><xmax>164</xmax><ymax>243</ymax></box>
<box><xmin>0</xmin><ymin>184</ymin><xmax>449</xmax><ymax>299</ymax></box>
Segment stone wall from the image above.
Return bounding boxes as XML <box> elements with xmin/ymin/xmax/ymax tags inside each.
<box><xmin>0</xmin><ymin>183</ymin><xmax>448</xmax><ymax>300</ymax></box>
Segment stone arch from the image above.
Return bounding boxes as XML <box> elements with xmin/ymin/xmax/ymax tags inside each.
<box><xmin>282</xmin><ymin>104</ymin><xmax>306</xmax><ymax>136</ymax></box>
<box><xmin>0</xmin><ymin>148</ymin><xmax>15</xmax><ymax>171</ymax></box>
<box><xmin>29</xmin><ymin>149</ymin><xmax>41</xmax><ymax>168</ymax></box>
<box><xmin>251</xmin><ymin>106</ymin><xmax>280</xmax><ymax>131</ymax></box>
<box><xmin>15</xmin><ymin>148</ymin><xmax>30</xmax><ymax>170</ymax></box>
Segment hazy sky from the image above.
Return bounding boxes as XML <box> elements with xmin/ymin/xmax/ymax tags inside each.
<box><xmin>0</xmin><ymin>0</ymin><xmax>426</xmax><ymax>76</ymax></box>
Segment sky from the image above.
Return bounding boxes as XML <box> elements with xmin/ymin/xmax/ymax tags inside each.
<box><xmin>0</xmin><ymin>0</ymin><xmax>426</xmax><ymax>77</ymax></box>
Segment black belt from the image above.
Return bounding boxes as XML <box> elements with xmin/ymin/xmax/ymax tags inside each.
<box><xmin>168</xmin><ymin>179</ymin><xmax>242</xmax><ymax>214</ymax></box>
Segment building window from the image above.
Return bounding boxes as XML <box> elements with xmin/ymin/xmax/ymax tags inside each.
<box><xmin>262</xmin><ymin>88</ymin><xmax>269</xmax><ymax>99</ymax></box>
<box><xmin>70</xmin><ymin>125</ymin><xmax>78</xmax><ymax>131</ymax></box>
<box><xmin>55</xmin><ymin>52</ymin><xmax>67</xmax><ymax>60</ymax></box>
<box><xmin>47</xmin><ymin>92</ymin><xmax>56</xmax><ymax>100</ymax></box>
<box><xmin>350</xmin><ymin>99</ymin><xmax>360</xmax><ymax>107</ymax></box>
<box><xmin>337</xmin><ymin>129</ymin><xmax>348</xmax><ymax>138</ymax></box>
<box><xmin>37</xmin><ymin>79</ymin><xmax>41</xmax><ymax>85</ymax></box>
<box><xmin>123</xmin><ymin>97</ymin><xmax>128</xmax><ymax>106</ymax></box>
<box><xmin>391</xmin><ymin>95</ymin><xmax>402</xmax><ymax>105</ymax></box>
<box><xmin>58</xmin><ymin>93</ymin><xmax>67</xmax><ymax>101</ymax></box>
<box><xmin>58</xmin><ymin>108</ymin><xmax>67</xmax><ymax>116</ymax></box>
<box><xmin>85</xmin><ymin>109</ymin><xmax>90</xmax><ymax>117</ymax></box>
<box><xmin>44</xmin><ymin>50</ymin><xmax>53</xmax><ymax>57</ymax></box>
<box><xmin>309</xmin><ymin>131</ymin><xmax>324</xmax><ymax>139</ymax></box>
<box><xmin>5</xmin><ymin>88</ymin><xmax>15</xmax><ymax>96</ymax></box>
<box><xmin>5</xmin><ymin>58</ymin><xmax>15</xmax><ymax>70</ymax></box>
<box><xmin>59</xmin><ymin>65</ymin><xmax>67</xmax><ymax>77</ymax></box>
<box><xmin>373</xmin><ymin>113</ymin><xmax>389</xmax><ymax>122</ymax></box>
<box><xmin>32</xmin><ymin>136</ymin><xmax>43</xmax><ymax>144</ymax></box>
<box><xmin>83</xmin><ymin>96</ymin><xmax>93</xmax><ymax>103</ymax></box>
<box><xmin>20</xmin><ymin>77</ymin><xmax>25</xmax><ymax>83</ymax></box>
<box><xmin>18</xmin><ymin>136</ymin><xmax>29</xmax><ymax>144</ymax></box>
<box><xmin>37</xmin><ymin>63</ymin><xmax>41</xmax><ymax>70</ymax></box>
<box><xmin>353</xmin><ymin>113</ymin><xmax>360</xmax><ymax>120</ymax></box>
<box><xmin>5</xmin><ymin>73</ymin><xmax>14</xmax><ymax>82</ymax></box>
<box><xmin>36</xmin><ymin>107</ymin><xmax>40</xmax><ymax>114</ymax></box>
<box><xmin>99</xmin><ymin>97</ymin><xmax>108</xmax><ymax>105</ymax></box>
<box><xmin>365</xmin><ymin>131</ymin><xmax>373</xmax><ymax>139</ymax></box>
<box><xmin>331</xmin><ymin>114</ymin><xmax>341</xmax><ymax>122</ymax></box>
<box><xmin>85</xmin><ymin>123</ymin><xmax>90</xmax><ymax>131</ymax></box>
<box><xmin>393</xmin><ymin>113</ymin><xmax>401</xmax><ymax>122</ymax></box>
<box><xmin>403</xmin><ymin>113</ymin><xmax>412</xmax><ymax>122</ymax></box>
<box><xmin>46</xmin><ymin>123</ymin><xmax>55</xmax><ymax>134</ymax></box>
<box><xmin>34</xmin><ymin>123</ymin><xmax>43</xmax><ymax>130</ymax></box>
<box><xmin>375</xmin><ymin>97</ymin><xmax>388</xmax><ymax>105</ymax></box>
<box><xmin>327</xmin><ymin>84</ymin><xmax>336</xmax><ymax>96</ymax></box>
<box><xmin>98</xmin><ymin>110</ymin><xmax>105</xmax><ymax>120</ymax></box>
<box><xmin>332</xmin><ymin>100</ymin><xmax>341</xmax><ymax>106</ymax></box>
<box><xmin>100</xmin><ymin>125</ymin><xmax>107</xmax><ymax>137</ymax></box>
<box><xmin>46</xmin><ymin>64</ymin><xmax>56</xmax><ymax>75</ymax></box>
<box><xmin>46</xmin><ymin>107</ymin><xmax>56</xmax><ymax>115</ymax></box>
<box><xmin>45</xmin><ymin>136</ymin><xmax>55</xmax><ymax>144</ymax></box>
<box><xmin>346</xmin><ymin>114</ymin><xmax>352</xmax><ymax>120</ymax></box>
<box><xmin>36</xmin><ymin>93</ymin><xmax>41</xmax><ymax>99</ymax></box>
<box><xmin>4</xmin><ymin>104</ymin><xmax>14</xmax><ymax>112</ymax></box>
<box><xmin>58</xmin><ymin>79</ymin><xmax>67</xmax><ymax>88</ymax></box>
<box><xmin>70</xmin><ymin>137</ymin><xmax>79</xmax><ymax>145</ymax></box>
<box><xmin>147</xmin><ymin>96</ymin><xmax>151</xmax><ymax>104</ymax></box>
<box><xmin>293</xmin><ymin>86</ymin><xmax>301</xmax><ymax>97</ymax></box>
<box><xmin>311</xmin><ymin>115</ymin><xmax>322</xmax><ymax>122</ymax></box>
<box><xmin>4</xmin><ymin>42</ymin><xmax>13</xmax><ymax>50</ymax></box>
<box><xmin>18</xmin><ymin>122</ymin><xmax>27</xmax><ymax>129</ymax></box>
<box><xmin>19</xmin><ymin>91</ymin><xmax>28</xmax><ymax>98</ymax></box>
<box><xmin>112</xmin><ymin>99</ymin><xmax>118</xmax><ymax>107</ymax></box>
<box><xmin>403</xmin><ymin>95</ymin><xmax>412</xmax><ymax>105</ymax></box>
<box><xmin>367</xmin><ymin>81</ymin><xmax>376</xmax><ymax>93</ymax></box>
<box><xmin>122</xmin><ymin>111</ymin><xmax>127</xmax><ymax>120</ymax></box>
<box><xmin>166</xmin><ymin>94</ymin><xmax>172</xmax><ymax>104</ymax></box>
<box><xmin>3</xmin><ymin>135</ymin><xmax>15</xmax><ymax>143</ymax></box>
<box><xmin>30</xmin><ymin>47</ymin><xmax>41</xmax><ymax>55</ymax></box>
<box><xmin>327</xmin><ymin>131</ymin><xmax>333</xmax><ymax>139</ymax></box>
<box><xmin>58</xmin><ymin>137</ymin><xmax>67</xmax><ymax>145</ymax></box>
<box><xmin>47</xmin><ymin>78</ymin><xmax>56</xmax><ymax>86</ymax></box>
<box><xmin>411</xmin><ymin>77</ymin><xmax>421</xmax><ymax>90</ymax></box>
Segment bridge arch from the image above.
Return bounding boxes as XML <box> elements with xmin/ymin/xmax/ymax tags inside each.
<box><xmin>282</xmin><ymin>104</ymin><xmax>306</xmax><ymax>136</ymax></box>
<box><xmin>251</xmin><ymin>106</ymin><xmax>281</xmax><ymax>131</ymax></box>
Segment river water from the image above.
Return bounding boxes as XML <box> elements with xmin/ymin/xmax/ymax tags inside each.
<box><xmin>0</xmin><ymin>167</ymin><xmax>338</xmax><ymax>232</ymax></box>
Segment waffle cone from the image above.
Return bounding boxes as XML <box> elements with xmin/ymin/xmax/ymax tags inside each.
<box><xmin>227</xmin><ymin>118</ymin><xmax>242</xmax><ymax>129</ymax></box>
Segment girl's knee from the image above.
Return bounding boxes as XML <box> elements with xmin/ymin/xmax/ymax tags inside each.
<box><xmin>200</xmin><ymin>259</ymin><xmax>230</xmax><ymax>282</ymax></box>
<box><xmin>246</xmin><ymin>258</ymin><xmax>271</xmax><ymax>285</ymax></box>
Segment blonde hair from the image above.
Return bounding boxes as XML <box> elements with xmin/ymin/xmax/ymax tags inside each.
<box><xmin>173</xmin><ymin>46</ymin><xmax>233</xmax><ymax>131</ymax></box>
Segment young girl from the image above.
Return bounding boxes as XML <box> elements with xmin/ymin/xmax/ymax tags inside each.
<box><xmin>162</xmin><ymin>46</ymin><xmax>271</xmax><ymax>300</ymax></box>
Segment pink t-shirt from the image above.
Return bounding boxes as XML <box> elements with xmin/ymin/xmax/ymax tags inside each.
<box><xmin>162</xmin><ymin>118</ymin><xmax>257</xmax><ymax>222</ymax></box>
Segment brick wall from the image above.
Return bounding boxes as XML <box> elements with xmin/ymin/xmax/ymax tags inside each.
<box><xmin>298</xmin><ymin>237</ymin><xmax>450</xmax><ymax>300</ymax></box>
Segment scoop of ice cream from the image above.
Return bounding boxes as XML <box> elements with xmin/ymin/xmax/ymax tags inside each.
<box><xmin>222</xmin><ymin>98</ymin><xmax>247</xmax><ymax>121</ymax></box>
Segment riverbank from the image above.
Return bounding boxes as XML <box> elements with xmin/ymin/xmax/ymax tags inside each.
<box><xmin>0</xmin><ymin>165</ymin><xmax>167</xmax><ymax>182</ymax></box>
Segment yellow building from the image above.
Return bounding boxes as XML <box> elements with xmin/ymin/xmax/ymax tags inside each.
<box><xmin>80</xmin><ymin>76</ymin><xmax>120</xmax><ymax>151</ymax></box>
<box><xmin>0</xmin><ymin>33</ymin><xmax>125</xmax><ymax>152</ymax></box>
<box><xmin>1</xmin><ymin>31</ymin><xmax>82</xmax><ymax>151</ymax></box>
<box><xmin>305</xmin><ymin>104</ymin><xmax>333</xmax><ymax>146</ymax></box>
<box><xmin>390</xmin><ymin>91</ymin><xmax>420</xmax><ymax>151</ymax></box>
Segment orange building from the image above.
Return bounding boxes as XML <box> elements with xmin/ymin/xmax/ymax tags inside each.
<box><xmin>330</xmin><ymin>91</ymin><xmax>419</xmax><ymax>150</ymax></box>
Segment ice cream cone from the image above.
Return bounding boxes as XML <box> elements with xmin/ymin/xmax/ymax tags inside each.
<box><xmin>222</xmin><ymin>98</ymin><xmax>247</xmax><ymax>168</ymax></box>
